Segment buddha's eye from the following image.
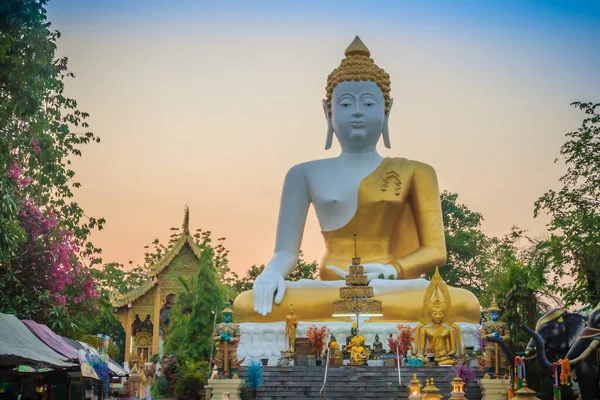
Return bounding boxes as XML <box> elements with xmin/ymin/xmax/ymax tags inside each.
<box><xmin>340</xmin><ymin>101</ymin><xmax>352</xmax><ymax>107</ymax></box>
<box><xmin>365</xmin><ymin>102</ymin><xmax>375</xmax><ymax>107</ymax></box>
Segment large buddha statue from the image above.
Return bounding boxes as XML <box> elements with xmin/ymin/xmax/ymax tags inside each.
<box><xmin>233</xmin><ymin>36</ymin><xmax>480</xmax><ymax>323</ymax></box>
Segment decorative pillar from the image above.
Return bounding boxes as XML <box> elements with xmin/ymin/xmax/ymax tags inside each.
<box><xmin>478</xmin><ymin>377</ymin><xmax>511</xmax><ymax>400</ymax></box>
<box><xmin>152</xmin><ymin>285</ymin><xmax>161</xmax><ymax>355</ymax></box>
<box><xmin>125</xmin><ymin>305</ymin><xmax>132</xmax><ymax>358</ymax></box>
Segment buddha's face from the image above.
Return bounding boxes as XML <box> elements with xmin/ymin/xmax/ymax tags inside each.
<box><xmin>331</xmin><ymin>80</ymin><xmax>386</xmax><ymax>152</ymax></box>
<box><xmin>430</xmin><ymin>307</ymin><xmax>445</xmax><ymax>324</ymax></box>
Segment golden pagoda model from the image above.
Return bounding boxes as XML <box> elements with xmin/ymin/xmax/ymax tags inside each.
<box><xmin>512</xmin><ymin>380</ymin><xmax>540</xmax><ymax>400</ymax></box>
<box><xmin>421</xmin><ymin>378</ymin><xmax>443</xmax><ymax>400</ymax></box>
<box><xmin>332</xmin><ymin>233</ymin><xmax>383</xmax><ymax>318</ymax></box>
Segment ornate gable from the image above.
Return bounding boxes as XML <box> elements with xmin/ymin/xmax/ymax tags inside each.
<box><xmin>110</xmin><ymin>206</ymin><xmax>203</xmax><ymax>309</ymax></box>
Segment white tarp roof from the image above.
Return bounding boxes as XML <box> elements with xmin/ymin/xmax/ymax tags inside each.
<box><xmin>0</xmin><ymin>313</ymin><xmax>77</xmax><ymax>369</ymax></box>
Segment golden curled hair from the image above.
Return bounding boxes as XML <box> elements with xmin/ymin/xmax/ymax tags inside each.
<box><xmin>427</xmin><ymin>289</ymin><xmax>447</xmax><ymax>313</ymax></box>
<box><xmin>326</xmin><ymin>36</ymin><xmax>391</xmax><ymax>116</ymax></box>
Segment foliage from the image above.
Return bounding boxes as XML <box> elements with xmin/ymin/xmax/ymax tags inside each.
<box><xmin>90</xmin><ymin>262</ymin><xmax>146</xmax><ymax>296</ymax></box>
<box><xmin>0</xmin><ymin>0</ymin><xmax>104</xmax><ymax>334</ymax></box>
<box><xmin>163</xmin><ymin>247</ymin><xmax>224</xmax><ymax>362</ymax></box>
<box><xmin>151</xmin><ymin>376</ymin><xmax>170</xmax><ymax>400</ymax></box>
<box><xmin>387</xmin><ymin>335</ymin><xmax>400</xmax><ymax>354</ymax></box>
<box><xmin>161</xmin><ymin>354</ymin><xmax>180</xmax><ymax>387</ymax></box>
<box><xmin>535</xmin><ymin>102</ymin><xmax>600</xmax><ymax>306</ymax></box>
<box><xmin>230</xmin><ymin>250</ymin><xmax>318</xmax><ymax>293</ymax></box>
<box><xmin>452</xmin><ymin>362</ymin><xmax>476</xmax><ymax>385</ymax></box>
<box><xmin>173</xmin><ymin>371</ymin><xmax>206</xmax><ymax>400</ymax></box>
<box><xmin>485</xmin><ymin>228</ymin><xmax>551</xmax><ymax>349</ymax></box>
<box><xmin>395</xmin><ymin>324</ymin><xmax>414</xmax><ymax>358</ymax></box>
<box><xmin>246</xmin><ymin>360</ymin><xmax>264</xmax><ymax>397</ymax></box>
<box><xmin>434</xmin><ymin>191</ymin><xmax>493</xmax><ymax>300</ymax></box>
<box><xmin>306</xmin><ymin>326</ymin><xmax>328</xmax><ymax>358</ymax></box>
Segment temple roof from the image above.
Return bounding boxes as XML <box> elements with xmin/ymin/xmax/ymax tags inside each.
<box><xmin>110</xmin><ymin>207</ymin><xmax>203</xmax><ymax>308</ymax></box>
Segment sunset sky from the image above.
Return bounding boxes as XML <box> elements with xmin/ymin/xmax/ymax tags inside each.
<box><xmin>46</xmin><ymin>1</ymin><xmax>600</xmax><ymax>275</ymax></box>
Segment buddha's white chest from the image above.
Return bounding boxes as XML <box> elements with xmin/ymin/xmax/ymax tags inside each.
<box><xmin>304</xmin><ymin>160</ymin><xmax>382</xmax><ymax>231</ymax></box>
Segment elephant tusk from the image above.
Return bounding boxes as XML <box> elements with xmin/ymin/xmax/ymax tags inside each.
<box><xmin>568</xmin><ymin>339</ymin><xmax>600</xmax><ymax>366</ymax></box>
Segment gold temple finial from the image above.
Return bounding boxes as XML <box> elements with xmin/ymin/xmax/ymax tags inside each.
<box><xmin>352</xmin><ymin>231</ymin><xmax>361</xmax><ymax>265</ymax></box>
<box><xmin>183</xmin><ymin>205</ymin><xmax>190</xmax><ymax>235</ymax></box>
<box><xmin>488</xmin><ymin>294</ymin><xmax>501</xmax><ymax>312</ymax></box>
<box><xmin>345</xmin><ymin>35</ymin><xmax>370</xmax><ymax>57</ymax></box>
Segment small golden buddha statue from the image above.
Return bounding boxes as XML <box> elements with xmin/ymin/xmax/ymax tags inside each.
<box><xmin>412</xmin><ymin>268</ymin><xmax>465</xmax><ymax>366</ymax></box>
<box><xmin>233</xmin><ymin>36</ymin><xmax>480</xmax><ymax>323</ymax></box>
<box><xmin>285</xmin><ymin>303</ymin><xmax>299</xmax><ymax>351</ymax></box>
<box><xmin>328</xmin><ymin>338</ymin><xmax>344</xmax><ymax>367</ymax></box>
<box><xmin>344</xmin><ymin>335</ymin><xmax>370</xmax><ymax>366</ymax></box>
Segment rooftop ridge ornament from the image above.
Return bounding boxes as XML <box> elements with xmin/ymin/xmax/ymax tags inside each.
<box><xmin>183</xmin><ymin>205</ymin><xmax>190</xmax><ymax>235</ymax></box>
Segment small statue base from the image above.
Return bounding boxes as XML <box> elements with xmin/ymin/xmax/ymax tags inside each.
<box><xmin>278</xmin><ymin>351</ymin><xmax>294</xmax><ymax>366</ymax></box>
<box><xmin>478</xmin><ymin>378</ymin><xmax>511</xmax><ymax>400</ymax></box>
<box><xmin>207</xmin><ymin>378</ymin><xmax>243</xmax><ymax>400</ymax></box>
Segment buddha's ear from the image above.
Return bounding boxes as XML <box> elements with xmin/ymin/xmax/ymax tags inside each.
<box><xmin>323</xmin><ymin>99</ymin><xmax>334</xmax><ymax>150</ymax></box>
<box><xmin>382</xmin><ymin>98</ymin><xmax>393</xmax><ymax>149</ymax></box>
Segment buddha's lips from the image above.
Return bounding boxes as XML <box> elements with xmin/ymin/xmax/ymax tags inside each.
<box><xmin>350</xmin><ymin>121</ymin><xmax>365</xmax><ymax>128</ymax></box>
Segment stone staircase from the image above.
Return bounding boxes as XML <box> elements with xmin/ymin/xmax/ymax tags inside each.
<box><xmin>237</xmin><ymin>366</ymin><xmax>485</xmax><ymax>399</ymax></box>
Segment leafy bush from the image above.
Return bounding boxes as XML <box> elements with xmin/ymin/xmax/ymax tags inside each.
<box><xmin>173</xmin><ymin>371</ymin><xmax>207</xmax><ymax>400</ymax></box>
<box><xmin>151</xmin><ymin>376</ymin><xmax>170</xmax><ymax>399</ymax></box>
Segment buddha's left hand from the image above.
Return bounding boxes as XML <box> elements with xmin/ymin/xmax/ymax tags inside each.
<box><xmin>326</xmin><ymin>264</ymin><xmax>398</xmax><ymax>282</ymax></box>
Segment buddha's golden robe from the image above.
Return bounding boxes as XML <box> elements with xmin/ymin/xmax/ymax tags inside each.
<box><xmin>234</xmin><ymin>158</ymin><xmax>480</xmax><ymax>323</ymax></box>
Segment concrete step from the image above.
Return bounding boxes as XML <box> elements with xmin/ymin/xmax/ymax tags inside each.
<box><xmin>238</xmin><ymin>366</ymin><xmax>483</xmax><ymax>399</ymax></box>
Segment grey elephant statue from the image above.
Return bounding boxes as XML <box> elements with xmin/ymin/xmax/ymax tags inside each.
<box><xmin>486</xmin><ymin>308</ymin><xmax>586</xmax><ymax>366</ymax></box>
<box><xmin>524</xmin><ymin>304</ymin><xmax>600</xmax><ymax>400</ymax></box>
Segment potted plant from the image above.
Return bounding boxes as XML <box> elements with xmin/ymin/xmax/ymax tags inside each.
<box><xmin>306</xmin><ymin>326</ymin><xmax>327</xmax><ymax>365</ymax></box>
<box><xmin>246</xmin><ymin>360</ymin><xmax>264</xmax><ymax>399</ymax></box>
<box><xmin>396</xmin><ymin>324</ymin><xmax>415</xmax><ymax>364</ymax></box>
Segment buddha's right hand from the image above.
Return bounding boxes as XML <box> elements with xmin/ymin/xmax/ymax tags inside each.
<box><xmin>253</xmin><ymin>270</ymin><xmax>287</xmax><ymax>316</ymax></box>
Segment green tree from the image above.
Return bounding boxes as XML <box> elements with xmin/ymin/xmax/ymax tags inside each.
<box><xmin>163</xmin><ymin>247</ymin><xmax>224</xmax><ymax>362</ymax></box>
<box><xmin>437</xmin><ymin>191</ymin><xmax>492</xmax><ymax>299</ymax></box>
<box><xmin>1</xmin><ymin>0</ymin><xmax>104</xmax><ymax>327</ymax></box>
<box><xmin>230</xmin><ymin>251</ymin><xmax>318</xmax><ymax>293</ymax></box>
<box><xmin>485</xmin><ymin>228</ymin><xmax>553</xmax><ymax>349</ymax></box>
<box><xmin>535</xmin><ymin>102</ymin><xmax>600</xmax><ymax>306</ymax></box>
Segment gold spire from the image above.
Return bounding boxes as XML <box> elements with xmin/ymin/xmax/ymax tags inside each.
<box><xmin>183</xmin><ymin>205</ymin><xmax>190</xmax><ymax>235</ymax></box>
<box><xmin>344</xmin><ymin>35</ymin><xmax>370</xmax><ymax>57</ymax></box>
<box><xmin>487</xmin><ymin>294</ymin><xmax>501</xmax><ymax>313</ymax></box>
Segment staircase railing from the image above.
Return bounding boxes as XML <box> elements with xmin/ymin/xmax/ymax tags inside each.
<box><xmin>319</xmin><ymin>347</ymin><xmax>331</xmax><ymax>398</ymax></box>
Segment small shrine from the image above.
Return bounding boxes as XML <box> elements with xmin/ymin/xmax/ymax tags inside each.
<box><xmin>111</xmin><ymin>207</ymin><xmax>204</xmax><ymax>364</ymax></box>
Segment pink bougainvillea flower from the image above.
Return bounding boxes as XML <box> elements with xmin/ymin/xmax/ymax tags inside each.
<box><xmin>32</xmin><ymin>139</ymin><xmax>41</xmax><ymax>153</ymax></box>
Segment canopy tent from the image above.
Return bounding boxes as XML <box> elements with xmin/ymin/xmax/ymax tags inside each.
<box><xmin>78</xmin><ymin>342</ymin><xmax>128</xmax><ymax>377</ymax></box>
<box><xmin>22</xmin><ymin>320</ymin><xmax>80</xmax><ymax>361</ymax></box>
<box><xmin>62</xmin><ymin>337</ymin><xmax>128</xmax><ymax>377</ymax></box>
<box><xmin>0</xmin><ymin>313</ymin><xmax>77</xmax><ymax>369</ymax></box>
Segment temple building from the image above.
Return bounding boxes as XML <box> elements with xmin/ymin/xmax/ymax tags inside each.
<box><xmin>111</xmin><ymin>207</ymin><xmax>202</xmax><ymax>364</ymax></box>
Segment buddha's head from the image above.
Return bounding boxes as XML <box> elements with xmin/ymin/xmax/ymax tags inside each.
<box><xmin>324</xmin><ymin>36</ymin><xmax>392</xmax><ymax>152</ymax></box>
<box><xmin>289</xmin><ymin>303</ymin><xmax>294</xmax><ymax>315</ymax></box>
<box><xmin>428</xmin><ymin>292</ymin><xmax>446</xmax><ymax>324</ymax></box>
<box><xmin>375</xmin><ymin>333</ymin><xmax>380</xmax><ymax>342</ymax></box>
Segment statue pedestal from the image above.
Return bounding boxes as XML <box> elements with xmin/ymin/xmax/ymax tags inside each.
<box><xmin>478</xmin><ymin>378</ymin><xmax>510</xmax><ymax>400</ymax></box>
<box><xmin>238</xmin><ymin>321</ymin><xmax>480</xmax><ymax>365</ymax></box>
<box><xmin>207</xmin><ymin>378</ymin><xmax>243</xmax><ymax>400</ymax></box>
